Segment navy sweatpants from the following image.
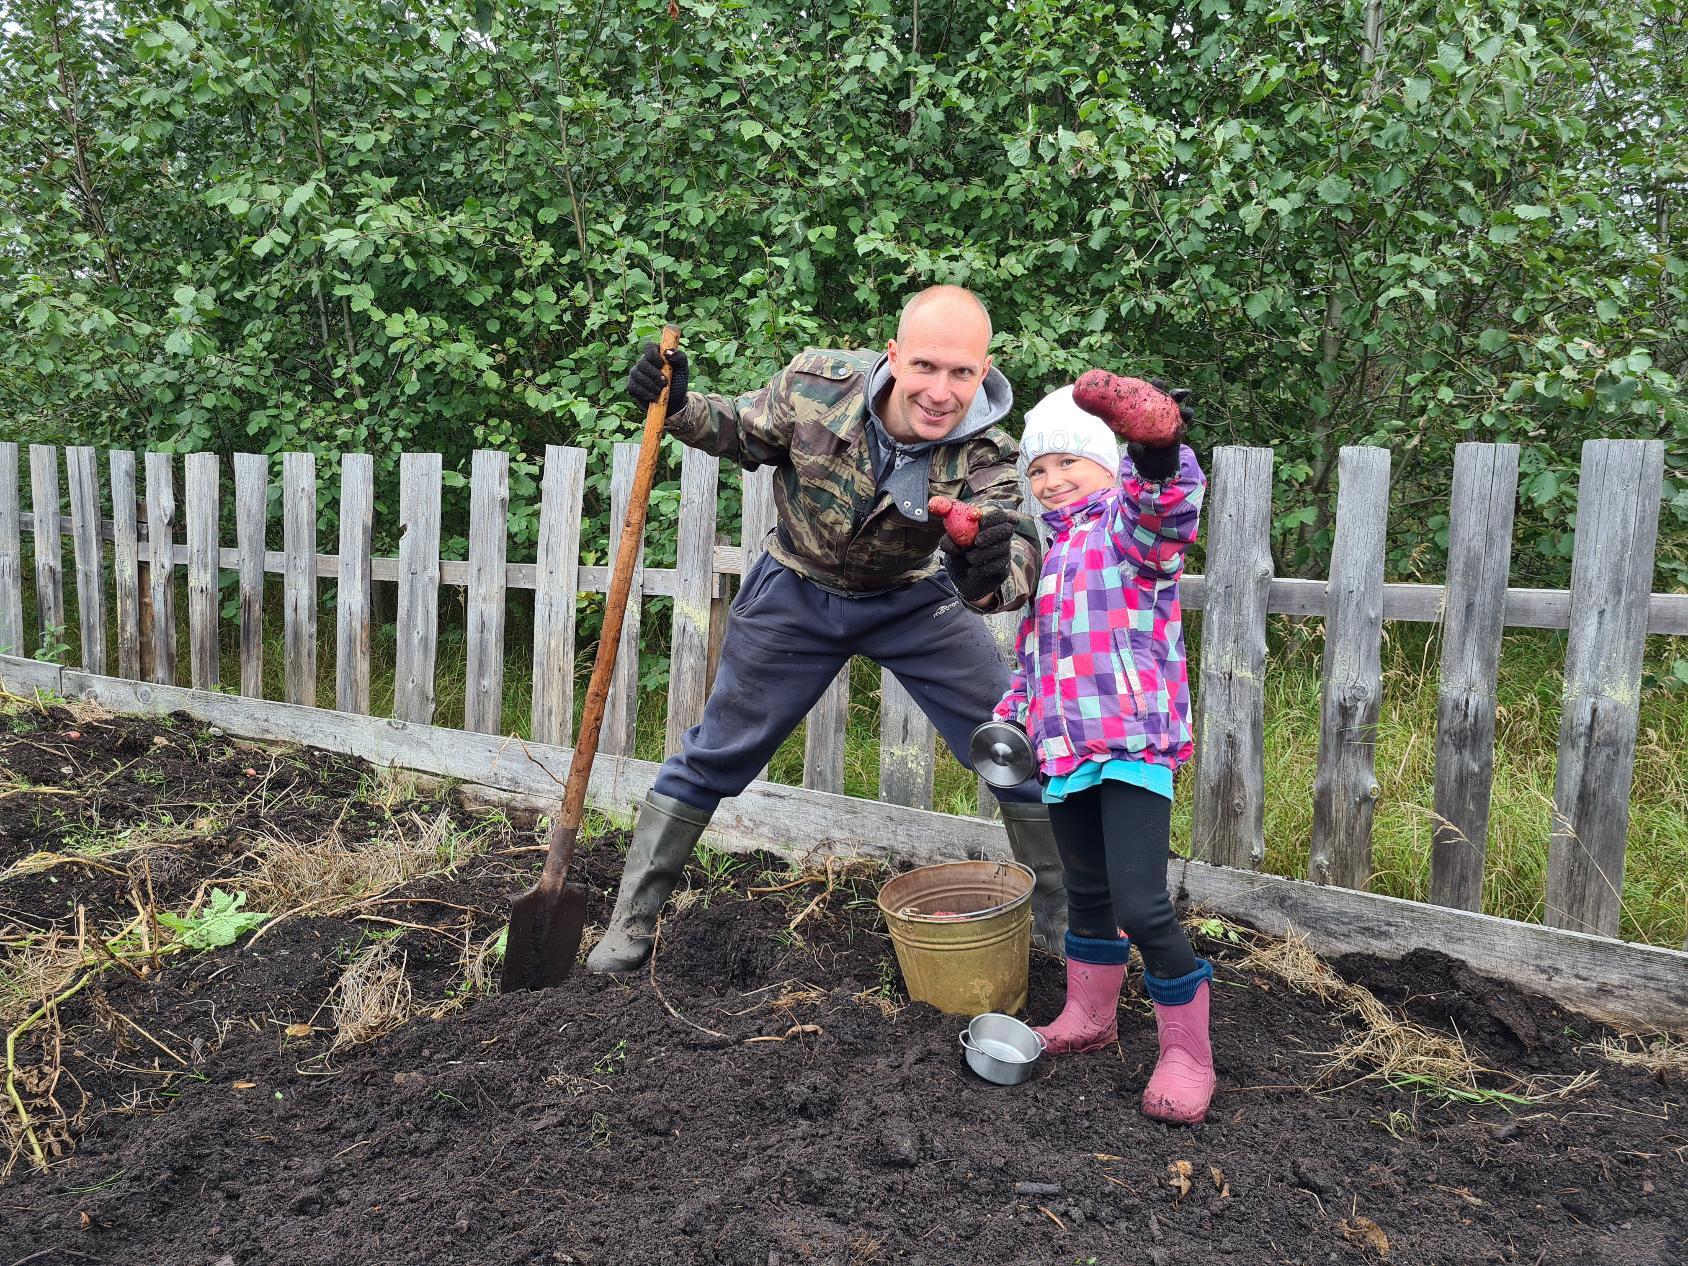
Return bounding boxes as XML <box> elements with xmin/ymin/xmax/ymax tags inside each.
<box><xmin>653</xmin><ymin>554</ymin><xmax>1042</xmax><ymax>811</ymax></box>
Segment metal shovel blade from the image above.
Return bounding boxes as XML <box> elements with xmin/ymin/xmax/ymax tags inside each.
<box><xmin>501</xmin><ymin>827</ymin><xmax>589</xmax><ymax>992</ymax></box>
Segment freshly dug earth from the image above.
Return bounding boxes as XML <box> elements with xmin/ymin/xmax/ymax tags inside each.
<box><xmin>1</xmin><ymin>702</ymin><xmax>1683</xmax><ymax>1265</ymax></box>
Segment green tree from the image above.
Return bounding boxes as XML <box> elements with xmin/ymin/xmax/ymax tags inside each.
<box><xmin>2</xmin><ymin>0</ymin><xmax>1682</xmax><ymax>582</ymax></box>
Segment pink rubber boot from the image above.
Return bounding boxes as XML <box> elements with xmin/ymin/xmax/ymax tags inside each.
<box><xmin>1033</xmin><ymin>932</ymin><xmax>1130</xmax><ymax>1055</ymax></box>
<box><xmin>1141</xmin><ymin>970</ymin><xmax>1216</xmax><ymax>1125</ymax></box>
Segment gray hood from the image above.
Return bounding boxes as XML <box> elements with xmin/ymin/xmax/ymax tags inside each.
<box><xmin>866</xmin><ymin>353</ymin><xmax>1015</xmax><ymax>523</ymax></box>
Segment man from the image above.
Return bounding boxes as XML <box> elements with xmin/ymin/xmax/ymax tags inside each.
<box><xmin>587</xmin><ymin>285</ymin><xmax>1066</xmax><ymax>973</ymax></box>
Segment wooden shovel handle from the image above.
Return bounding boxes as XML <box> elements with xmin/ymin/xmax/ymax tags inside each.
<box><xmin>539</xmin><ymin>324</ymin><xmax>680</xmax><ymax>888</ymax></box>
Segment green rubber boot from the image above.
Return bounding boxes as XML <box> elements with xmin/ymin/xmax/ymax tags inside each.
<box><xmin>585</xmin><ymin>792</ymin><xmax>712</xmax><ymax>974</ymax></box>
<box><xmin>998</xmin><ymin>800</ymin><xmax>1069</xmax><ymax>956</ymax></box>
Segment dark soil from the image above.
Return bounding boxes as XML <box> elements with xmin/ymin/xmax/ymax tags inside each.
<box><xmin>1</xmin><ymin>704</ymin><xmax>1683</xmax><ymax>1266</ymax></box>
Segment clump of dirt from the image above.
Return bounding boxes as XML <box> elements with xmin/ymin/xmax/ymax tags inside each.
<box><xmin>1</xmin><ymin>701</ymin><xmax>1683</xmax><ymax>1265</ymax></box>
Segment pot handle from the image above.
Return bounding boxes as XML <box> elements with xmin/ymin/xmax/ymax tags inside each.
<box><xmin>958</xmin><ymin>1030</ymin><xmax>977</xmax><ymax>1053</ymax></box>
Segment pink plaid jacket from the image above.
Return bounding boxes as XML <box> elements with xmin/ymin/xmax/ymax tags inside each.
<box><xmin>993</xmin><ymin>445</ymin><xmax>1205</xmax><ymax>778</ymax></box>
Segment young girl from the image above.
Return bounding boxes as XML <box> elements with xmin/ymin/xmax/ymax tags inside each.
<box><xmin>993</xmin><ymin>376</ymin><xmax>1214</xmax><ymax>1125</ymax></box>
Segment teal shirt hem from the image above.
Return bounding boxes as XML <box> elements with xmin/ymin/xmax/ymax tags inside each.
<box><xmin>1043</xmin><ymin>758</ymin><xmax>1174</xmax><ymax>804</ymax></box>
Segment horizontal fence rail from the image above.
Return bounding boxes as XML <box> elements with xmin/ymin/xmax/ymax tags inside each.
<box><xmin>0</xmin><ymin>437</ymin><xmax>1675</xmax><ymax>950</ymax></box>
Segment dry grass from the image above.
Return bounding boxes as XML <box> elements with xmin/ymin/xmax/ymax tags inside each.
<box><xmin>249</xmin><ymin>807</ymin><xmax>481</xmax><ymax>913</ymax></box>
<box><xmin>457</xmin><ymin>925</ymin><xmax>509</xmax><ymax>998</ymax></box>
<box><xmin>0</xmin><ymin>930</ymin><xmax>88</xmax><ymax>1030</ymax></box>
<box><xmin>1585</xmin><ymin>1032</ymin><xmax>1688</xmax><ymax>1078</ymax></box>
<box><xmin>1237</xmin><ymin>928</ymin><xmax>1595</xmax><ymax>1105</ymax></box>
<box><xmin>328</xmin><ymin>941</ymin><xmax>414</xmax><ymax>1051</ymax></box>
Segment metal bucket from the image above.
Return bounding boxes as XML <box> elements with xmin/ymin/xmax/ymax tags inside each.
<box><xmin>875</xmin><ymin>860</ymin><xmax>1034</xmax><ymax>1016</ymax></box>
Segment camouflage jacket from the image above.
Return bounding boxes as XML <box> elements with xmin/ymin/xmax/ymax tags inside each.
<box><xmin>667</xmin><ymin>348</ymin><xmax>1040</xmax><ymax>612</ymax></box>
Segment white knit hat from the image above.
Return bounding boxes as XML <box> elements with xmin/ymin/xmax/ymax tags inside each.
<box><xmin>1018</xmin><ymin>385</ymin><xmax>1120</xmax><ymax>475</ymax></box>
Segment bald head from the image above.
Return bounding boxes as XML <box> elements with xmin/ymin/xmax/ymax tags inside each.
<box><xmin>882</xmin><ymin>285</ymin><xmax>996</xmax><ymax>443</ymax></box>
<box><xmin>896</xmin><ymin>285</ymin><xmax>993</xmax><ymax>345</ymax></box>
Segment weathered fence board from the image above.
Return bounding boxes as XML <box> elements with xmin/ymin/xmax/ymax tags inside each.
<box><xmin>1309</xmin><ymin>446</ymin><xmax>1391</xmax><ymax>889</ymax></box>
<box><xmin>394</xmin><ymin>452</ymin><xmax>443</xmax><ymax>725</ymax></box>
<box><xmin>601</xmin><ymin>443</ymin><xmax>646</xmax><ymax>758</ymax></box>
<box><xmin>464</xmin><ymin>450</ymin><xmax>509</xmax><ymax>735</ymax></box>
<box><xmin>281</xmin><ymin>453</ymin><xmax>316</xmax><ymax>706</ymax></box>
<box><xmin>184</xmin><ymin>452</ymin><xmax>220</xmax><ymax>689</ymax></box>
<box><xmin>879</xmin><ymin>672</ymin><xmax>935</xmax><ymax>810</ymax></box>
<box><xmin>335</xmin><ymin>454</ymin><xmax>374</xmax><ymax>714</ymax></box>
<box><xmin>805</xmin><ymin>670</ymin><xmax>851</xmax><ymax>796</ymax></box>
<box><xmin>143</xmin><ymin>452</ymin><xmax>177</xmax><ymax>686</ymax></box>
<box><xmin>1191</xmin><ymin>446</ymin><xmax>1274</xmax><ymax>868</ymax></box>
<box><xmin>1429</xmin><ymin>443</ymin><xmax>1520</xmax><ymax>911</ymax></box>
<box><xmin>16</xmin><ymin>653</ymin><xmax>1684</xmax><ymax>1036</ymax></box>
<box><xmin>28</xmin><ymin>445</ymin><xmax>63</xmax><ymax>649</ymax></box>
<box><xmin>666</xmin><ymin>446</ymin><xmax>719</xmax><ymax>756</ymax></box>
<box><xmin>232</xmin><ymin>453</ymin><xmax>267</xmax><ymax>699</ymax></box>
<box><xmin>1545</xmin><ymin>439</ymin><xmax>1666</xmax><ymax>937</ymax></box>
<box><xmin>65</xmin><ymin>447</ymin><xmax>107</xmax><ymax>675</ymax></box>
<box><xmin>109</xmin><ymin>451</ymin><xmax>142</xmax><ymax>680</ymax></box>
<box><xmin>739</xmin><ymin>466</ymin><xmax>785</xmax><ymax>781</ymax></box>
<box><xmin>0</xmin><ymin>444</ymin><xmax>20</xmax><ymax>658</ymax></box>
<box><xmin>531</xmin><ymin>445</ymin><xmax>585</xmax><ymax>746</ymax></box>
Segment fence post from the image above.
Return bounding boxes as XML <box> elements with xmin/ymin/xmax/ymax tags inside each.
<box><xmin>395</xmin><ymin>452</ymin><xmax>442</xmax><ymax>725</ymax></box>
<box><xmin>879</xmin><ymin>673</ymin><xmax>935</xmax><ymax>810</ymax></box>
<box><xmin>667</xmin><ymin>446</ymin><xmax>719</xmax><ymax>756</ymax></box>
<box><xmin>110</xmin><ymin>451</ymin><xmax>142</xmax><ymax>680</ymax></box>
<box><xmin>1429</xmin><ymin>442</ymin><xmax>1519</xmax><ymax>911</ymax></box>
<box><xmin>601</xmin><ymin>442</ymin><xmax>646</xmax><ymax>757</ymax></box>
<box><xmin>335</xmin><ymin>453</ymin><xmax>373</xmax><ymax>714</ymax></box>
<box><xmin>1545</xmin><ymin>439</ymin><xmax>1665</xmax><ymax>937</ymax></box>
<box><xmin>1309</xmin><ymin>446</ymin><xmax>1391</xmax><ymax>889</ymax></box>
<box><xmin>144</xmin><ymin>452</ymin><xmax>178</xmax><ymax>686</ymax></box>
<box><xmin>282</xmin><ymin>452</ymin><xmax>316</xmax><ymax>706</ymax></box>
<box><xmin>0</xmin><ymin>444</ymin><xmax>20</xmax><ymax>659</ymax></box>
<box><xmin>232</xmin><ymin>453</ymin><xmax>268</xmax><ymax>699</ymax></box>
<box><xmin>531</xmin><ymin>445</ymin><xmax>585</xmax><ymax>746</ymax></box>
<box><xmin>185</xmin><ymin>452</ymin><xmax>220</xmax><ymax>689</ymax></box>
<box><xmin>65</xmin><ymin>446</ymin><xmax>107</xmax><ymax>675</ymax></box>
<box><xmin>28</xmin><ymin>445</ymin><xmax>64</xmax><ymax>653</ymax></box>
<box><xmin>1191</xmin><ymin>446</ymin><xmax>1274</xmax><ymax>868</ymax></box>
<box><xmin>463</xmin><ymin>450</ymin><xmax>509</xmax><ymax>734</ymax></box>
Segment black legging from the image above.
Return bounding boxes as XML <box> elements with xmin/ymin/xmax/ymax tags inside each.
<box><xmin>1047</xmin><ymin>780</ymin><xmax>1198</xmax><ymax>980</ymax></box>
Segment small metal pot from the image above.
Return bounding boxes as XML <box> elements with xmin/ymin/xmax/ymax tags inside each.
<box><xmin>959</xmin><ymin>1012</ymin><xmax>1045</xmax><ymax>1086</ymax></box>
<box><xmin>968</xmin><ymin>720</ymin><xmax>1037</xmax><ymax>789</ymax></box>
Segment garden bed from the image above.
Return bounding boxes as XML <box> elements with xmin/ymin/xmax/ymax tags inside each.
<box><xmin>1</xmin><ymin>697</ymin><xmax>1682</xmax><ymax>1265</ymax></box>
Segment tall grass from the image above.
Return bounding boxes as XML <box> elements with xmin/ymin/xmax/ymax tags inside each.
<box><xmin>17</xmin><ymin>582</ymin><xmax>1687</xmax><ymax>947</ymax></box>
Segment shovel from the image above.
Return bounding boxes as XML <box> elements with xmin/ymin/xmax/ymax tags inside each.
<box><xmin>502</xmin><ymin>324</ymin><xmax>682</xmax><ymax>992</ymax></box>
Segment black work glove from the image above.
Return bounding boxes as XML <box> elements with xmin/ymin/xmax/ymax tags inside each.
<box><xmin>1128</xmin><ymin>380</ymin><xmax>1195</xmax><ymax>480</ymax></box>
<box><xmin>939</xmin><ymin>506</ymin><xmax>1016</xmax><ymax>605</ymax></box>
<box><xmin>626</xmin><ymin>342</ymin><xmax>690</xmax><ymax>419</ymax></box>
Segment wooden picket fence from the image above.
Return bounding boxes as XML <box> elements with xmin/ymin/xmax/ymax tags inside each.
<box><xmin>0</xmin><ymin>437</ymin><xmax>1681</xmax><ymax>955</ymax></box>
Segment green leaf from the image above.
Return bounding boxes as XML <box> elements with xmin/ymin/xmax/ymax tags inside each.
<box><xmin>1404</xmin><ymin>78</ymin><xmax>1432</xmax><ymax>110</ymax></box>
<box><xmin>1478</xmin><ymin>329</ymin><xmax>1510</xmax><ymax>353</ymax></box>
<box><xmin>739</xmin><ymin>119</ymin><xmax>764</xmax><ymax>140</ymax></box>
<box><xmin>158</xmin><ymin>888</ymin><xmax>271</xmax><ymax>951</ymax></box>
<box><xmin>1514</xmin><ymin>205</ymin><xmax>1550</xmax><ymax>221</ymax></box>
<box><xmin>1315</xmin><ymin>174</ymin><xmax>1352</xmax><ymax>205</ymax></box>
<box><xmin>282</xmin><ymin>181</ymin><xmax>316</xmax><ymax>219</ymax></box>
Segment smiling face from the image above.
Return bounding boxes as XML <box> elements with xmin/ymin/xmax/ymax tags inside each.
<box><xmin>881</xmin><ymin>291</ymin><xmax>994</xmax><ymax>443</ymax></box>
<box><xmin>1026</xmin><ymin>451</ymin><xmax>1118</xmax><ymax>511</ymax></box>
